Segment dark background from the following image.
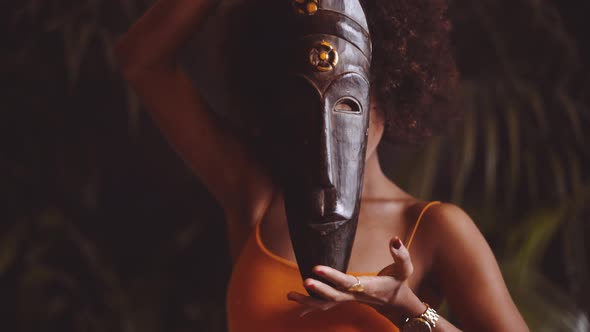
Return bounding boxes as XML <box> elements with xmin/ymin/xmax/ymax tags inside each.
<box><xmin>1</xmin><ymin>0</ymin><xmax>589</xmax><ymax>331</ymax></box>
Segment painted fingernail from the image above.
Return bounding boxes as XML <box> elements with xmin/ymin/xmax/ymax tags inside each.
<box><xmin>392</xmin><ymin>237</ymin><xmax>402</xmax><ymax>249</ymax></box>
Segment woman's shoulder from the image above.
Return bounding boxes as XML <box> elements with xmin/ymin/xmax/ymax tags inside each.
<box><xmin>403</xmin><ymin>200</ymin><xmax>482</xmax><ymax>253</ymax></box>
<box><xmin>406</xmin><ymin>200</ymin><xmax>475</xmax><ymax>231</ymax></box>
<box><xmin>420</xmin><ymin>202</ymin><xmax>477</xmax><ymax>235</ymax></box>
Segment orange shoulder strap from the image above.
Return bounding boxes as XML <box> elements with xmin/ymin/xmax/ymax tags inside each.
<box><xmin>405</xmin><ymin>201</ymin><xmax>441</xmax><ymax>250</ymax></box>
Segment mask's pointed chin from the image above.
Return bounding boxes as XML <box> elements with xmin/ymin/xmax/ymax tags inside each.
<box><xmin>287</xmin><ymin>210</ymin><xmax>358</xmax><ymax>286</ymax></box>
<box><xmin>283</xmin><ymin>194</ymin><xmax>361</xmax><ymax>284</ymax></box>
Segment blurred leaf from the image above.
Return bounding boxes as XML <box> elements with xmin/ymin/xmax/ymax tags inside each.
<box><xmin>414</xmin><ymin>139</ymin><xmax>441</xmax><ymax>200</ymax></box>
<box><xmin>482</xmin><ymin>97</ymin><xmax>499</xmax><ymax>209</ymax></box>
<box><xmin>548</xmin><ymin>150</ymin><xmax>568</xmax><ymax>201</ymax></box>
<box><xmin>503</xmin><ymin>262</ymin><xmax>590</xmax><ymax>332</ymax></box>
<box><xmin>451</xmin><ymin>83</ymin><xmax>477</xmax><ymax>204</ymax></box>
<box><xmin>566</xmin><ymin>148</ymin><xmax>583</xmax><ymax>196</ymax></box>
<box><xmin>562</xmin><ymin>184</ymin><xmax>590</xmax><ymax>313</ymax></box>
<box><xmin>126</xmin><ymin>86</ymin><xmax>142</xmax><ymax>136</ymax></box>
<box><xmin>64</xmin><ymin>23</ymin><xmax>95</xmax><ymax>87</ymax></box>
<box><xmin>38</xmin><ymin>208</ymin><xmax>67</xmax><ymax>229</ymax></box>
<box><xmin>98</xmin><ymin>28</ymin><xmax>117</xmax><ymax>72</ymax></box>
<box><xmin>503</xmin><ymin>98</ymin><xmax>521</xmax><ymax>208</ymax></box>
<box><xmin>507</xmin><ymin>207</ymin><xmax>565</xmax><ymax>272</ymax></box>
<box><xmin>556</xmin><ymin>88</ymin><xmax>584</xmax><ymax>148</ymax></box>
<box><xmin>20</xmin><ymin>263</ymin><xmax>79</xmax><ymax>293</ymax></box>
<box><xmin>523</xmin><ymin>149</ymin><xmax>540</xmax><ymax>206</ymax></box>
<box><xmin>404</xmin><ymin>138</ymin><xmax>441</xmax><ymax>200</ymax></box>
<box><xmin>0</xmin><ymin>222</ymin><xmax>28</xmax><ymax>275</ymax></box>
<box><xmin>513</xmin><ymin>80</ymin><xmax>549</xmax><ymax>136</ymax></box>
<box><xmin>470</xmin><ymin>1</ymin><xmax>513</xmax><ymax>76</ymax></box>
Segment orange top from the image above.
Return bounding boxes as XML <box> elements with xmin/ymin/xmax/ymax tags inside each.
<box><xmin>226</xmin><ymin>201</ymin><xmax>441</xmax><ymax>332</ymax></box>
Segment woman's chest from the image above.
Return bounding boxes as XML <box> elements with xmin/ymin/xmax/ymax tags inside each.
<box><xmin>258</xmin><ymin>202</ymin><xmax>432</xmax><ymax>290</ymax></box>
<box><xmin>227</xmin><ymin>227</ymin><xmax>400</xmax><ymax>332</ymax></box>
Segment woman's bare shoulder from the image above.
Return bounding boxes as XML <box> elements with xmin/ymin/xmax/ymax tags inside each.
<box><xmin>418</xmin><ymin>202</ymin><xmax>482</xmax><ymax>242</ymax></box>
<box><xmin>403</xmin><ymin>201</ymin><xmax>484</xmax><ymax>263</ymax></box>
<box><xmin>405</xmin><ymin>201</ymin><xmax>476</xmax><ymax>232</ymax></box>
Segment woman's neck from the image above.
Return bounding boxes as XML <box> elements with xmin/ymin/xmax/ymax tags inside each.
<box><xmin>362</xmin><ymin>150</ymin><xmax>410</xmax><ymax>201</ymax></box>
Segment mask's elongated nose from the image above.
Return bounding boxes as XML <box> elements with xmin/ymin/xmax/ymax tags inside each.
<box><xmin>316</xmin><ymin>106</ymin><xmax>334</xmax><ymax>186</ymax></box>
<box><xmin>311</xmin><ymin>186</ymin><xmax>338</xmax><ymax>217</ymax></box>
<box><xmin>310</xmin><ymin>106</ymin><xmax>338</xmax><ymax>217</ymax></box>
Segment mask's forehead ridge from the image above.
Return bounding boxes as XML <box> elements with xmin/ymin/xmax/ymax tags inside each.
<box><xmin>318</xmin><ymin>0</ymin><xmax>369</xmax><ymax>29</ymax></box>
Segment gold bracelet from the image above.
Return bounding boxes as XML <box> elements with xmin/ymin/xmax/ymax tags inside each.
<box><xmin>401</xmin><ymin>302</ymin><xmax>439</xmax><ymax>332</ymax></box>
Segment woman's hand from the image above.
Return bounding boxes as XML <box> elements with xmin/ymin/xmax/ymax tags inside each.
<box><xmin>287</xmin><ymin>237</ymin><xmax>425</xmax><ymax>323</ymax></box>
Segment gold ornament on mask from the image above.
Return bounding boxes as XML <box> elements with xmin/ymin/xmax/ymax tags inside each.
<box><xmin>294</xmin><ymin>0</ymin><xmax>319</xmax><ymax>15</ymax></box>
<box><xmin>309</xmin><ymin>41</ymin><xmax>338</xmax><ymax>72</ymax></box>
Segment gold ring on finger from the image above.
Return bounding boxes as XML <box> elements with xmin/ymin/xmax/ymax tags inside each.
<box><xmin>346</xmin><ymin>276</ymin><xmax>364</xmax><ymax>293</ymax></box>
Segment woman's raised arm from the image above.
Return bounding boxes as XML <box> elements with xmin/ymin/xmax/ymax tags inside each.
<box><xmin>115</xmin><ymin>0</ymin><xmax>275</xmax><ymax>232</ymax></box>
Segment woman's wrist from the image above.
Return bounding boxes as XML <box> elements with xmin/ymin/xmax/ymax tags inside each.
<box><xmin>381</xmin><ymin>283</ymin><xmax>428</xmax><ymax>326</ymax></box>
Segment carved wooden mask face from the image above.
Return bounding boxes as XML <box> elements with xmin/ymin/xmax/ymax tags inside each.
<box><xmin>272</xmin><ymin>0</ymin><xmax>372</xmax><ymax>284</ymax></box>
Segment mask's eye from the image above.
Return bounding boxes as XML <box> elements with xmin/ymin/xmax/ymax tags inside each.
<box><xmin>333</xmin><ymin>98</ymin><xmax>361</xmax><ymax>114</ymax></box>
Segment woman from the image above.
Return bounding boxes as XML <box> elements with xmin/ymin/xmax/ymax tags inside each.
<box><xmin>116</xmin><ymin>0</ymin><xmax>530</xmax><ymax>330</ymax></box>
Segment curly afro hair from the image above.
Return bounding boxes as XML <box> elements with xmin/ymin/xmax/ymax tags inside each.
<box><xmin>361</xmin><ymin>0</ymin><xmax>459</xmax><ymax>143</ymax></box>
<box><xmin>222</xmin><ymin>0</ymin><xmax>458</xmax><ymax>144</ymax></box>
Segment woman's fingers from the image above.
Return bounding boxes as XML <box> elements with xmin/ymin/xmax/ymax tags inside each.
<box><xmin>288</xmin><ymin>237</ymin><xmax>415</xmax><ymax>313</ymax></box>
<box><xmin>303</xmin><ymin>278</ymin><xmax>356</xmax><ymax>302</ymax></box>
<box><xmin>310</xmin><ymin>236</ymin><xmax>413</xmax><ymax>286</ymax></box>
<box><xmin>312</xmin><ymin>265</ymin><xmax>360</xmax><ymax>291</ymax></box>
<box><xmin>287</xmin><ymin>291</ymin><xmax>339</xmax><ymax>312</ymax></box>
<box><xmin>310</xmin><ymin>267</ymin><xmax>399</xmax><ymax>306</ymax></box>
<box><xmin>387</xmin><ymin>237</ymin><xmax>413</xmax><ymax>280</ymax></box>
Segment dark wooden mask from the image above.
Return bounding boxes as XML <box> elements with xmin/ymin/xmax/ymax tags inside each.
<box><xmin>273</xmin><ymin>0</ymin><xmax>372</xmax><ymax>286</ymax></box>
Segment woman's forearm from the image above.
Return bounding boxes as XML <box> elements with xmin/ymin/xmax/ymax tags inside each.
<box><xmin>115</xmin><ymin>0</ymin><xmax>218</xmax><ymax>77</ymax></box>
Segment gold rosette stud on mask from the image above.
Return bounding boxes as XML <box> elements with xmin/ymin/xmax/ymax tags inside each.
<box><xmin>293</xmin><ymin>0</ymin><xmax>319</xmax><ymax>15</ymax></box>
<box><xmin>309</xmin><ymin>41</ymin><xmax>338</xmax><ymax>72</ymax></box>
